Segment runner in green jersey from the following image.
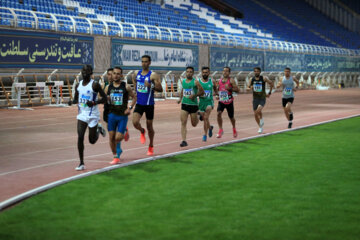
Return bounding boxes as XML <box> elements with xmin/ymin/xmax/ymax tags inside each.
<box><xmin>177</xmin><ymin>66</ymin><xmax>204</xmax><ymax>147</ymax></box>
<box><xmin>198</xmin><ymin>67</ymin><xmax>218</xmax><ymax>142</ymax></box>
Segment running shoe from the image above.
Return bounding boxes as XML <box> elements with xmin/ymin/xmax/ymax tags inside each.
<box><xmin>98</xmin><ymin>123</ymin><xmax>106</xmax><ymax>137</ymax></box>
<box><xmin>208</xmin><ymin>125</ymin><xmax>214</xmax><ymax>138</ymax></box>
<box><xmin>233</xmin><ymin>128</ymin><xmax>238</xmax><ymax>138</ymax></box>
<box><xmin>216</xmin><ymin>129</ymin><xmax>224</xmax><ymax>138</ymax></box>
<box><xmin>202</xmin><ymin>135</ymin><xmax>207</xmax><ymax>142</ymax></box>
<box><xmin>124</xmin><ymin>127</ymin><xmax>130</xmax><ymax>141</ymax></box>
<box><xmin>75</xmin><ymin>164</ymin><xmax>85</xmax><ymax>171</ymax></box>
<box><xmin>258</xmin><ymin>127</ymin><xmax>263</xmax><ymax>134</ymax></box>
<box><xmin>110</xmin><ymin>158</ymin><xmax>120</xmax><ymax>165</ymax></box>
<box><xmin>140</xmin><ymin>128</ymin><xmax>146</xmax><ymax>144</ymax></box>
<box><xmin>180</xmin><ymin>141</ymin><xmax>188</xmax><ymax>147</ymax></box>
<box><xmin>147</xmin><ymin>146</ymin><xmax>154</xmax><ymax>156</ymax></box>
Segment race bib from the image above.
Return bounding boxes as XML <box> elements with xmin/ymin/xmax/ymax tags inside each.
<box><xmin>284</xmin><ymin>87</ymin><xmax>293</xmax><ymax>95</ymax></box>
<box><xmin>204</xmin><ymin>90</ymin><xmax>211</xmax><ymax>98</ymax></box>
<box><xmin>254</xmin><ymin>83</ymin><xmax>263</xmax><ymax>92</ymax></box>
<box><xmin>219</xmin><ymin>91</ymin><xmax>229</xmax><ymax>102</ymax></box>
<box><xmin>184</xmin><ymin>89</ymin><xmax>193</xmax><ymax>98</ymax></box>
<box><xmin>110</xmin><ymin>92</ymin><xmax>123</xmax><ymax>105</ymax></box>
<box><xmin>79</xmin><ymin>94</ymin><xmax>91</xmax><ymax>107</ymax></box>
<box><xmin>137</xmin><ymin>82</ymin><xmax>148</xmax><ymax>93</ymax></box>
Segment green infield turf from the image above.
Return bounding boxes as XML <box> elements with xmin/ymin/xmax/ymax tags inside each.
<box><xmin>1</xmin><ymin>117</ymin><xmax>360</xmax><ymax>240</ymax></box>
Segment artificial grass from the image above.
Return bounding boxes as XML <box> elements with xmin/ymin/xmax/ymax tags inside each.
<box><xmin>1</xmin><ymin>117</ymin><xmax>360</xmax><ymax>240</ymax></box>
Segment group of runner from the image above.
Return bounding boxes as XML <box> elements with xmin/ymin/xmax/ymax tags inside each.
<box><xmin>70</xmin><ymin>55</ymin><xmax>299</xmax><ymax>170</ymax></box>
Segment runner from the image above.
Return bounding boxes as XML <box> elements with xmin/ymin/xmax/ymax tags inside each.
<box><xmin>276</xmin><ymin>67</ymin><xmax>299</xmax><ymax>128</ymax></box>
<box><xmin>105</xmin><ymin>66</ymin><xmax>136</xmax><ymax>164</ymax></box>
<box><xmin>216</xmin><ymin>66</ymin><xmax>239</xmax><ymax>138</ymax></box>
<box><xmin>68</xmin><ymin>64</ymin><xmax>107</xmax><ymax>171</ymax></box>
<box><xmin>132</xmin><ymin>55</ymin><xmax>163</xmax><ymax>156</ymax></box>
<box><xmin>247</xmin><ymin>67</ymin><xmax>274</xmax><ymax>134</ymax></box>
<box><xmin>198</xmin><ymin>67</ymin><xmax>217</xmax><ymax>142</ymax></box>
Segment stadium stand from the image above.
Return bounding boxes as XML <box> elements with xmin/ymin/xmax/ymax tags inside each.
<box><xmin>0</xmin><ymin>0</ymin><xmax>359</xmax><ymax>55</ymax></box>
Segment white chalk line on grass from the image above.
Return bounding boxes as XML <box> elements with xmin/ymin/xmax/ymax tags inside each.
<box><xmin>1</xmin><ymin>113</ymin><xmax>359</xmax><ymax>211</ymax></box>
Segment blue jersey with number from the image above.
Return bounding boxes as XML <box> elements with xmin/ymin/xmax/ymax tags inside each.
<box><xmin>136</xmin><ymin>70</ymin><xmax>154</xmax><ymax>105</ymax></box>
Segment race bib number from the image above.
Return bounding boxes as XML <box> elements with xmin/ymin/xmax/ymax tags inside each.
<box><xmin>204</xmin><ymin>90</ymin><xmax>211</xmax><ymax>98</ymax></box>
<box><xmin>254</xmin><ymin>83</ymin><xmax>263</xmax><ymax>92</ymax></box>
<box><xmin>284</xmin><ymin>87</ymin><xmax>293</xmax><ymax>95</ymax></box>
<box><xmin>137</xmin><ymin>82</ymin><xmax>148</xmax><ymax>93</ymax></box>
<box><xmin>219</xmin><ymin>91</ymin><xmax>229</xmax><ymax>102</ymax></box>
<box><xmin>184</xmin><ymin>89</ymin><xmax>193</xmax><ymax>98</ymax></box>
<box><xmin>110</xmin><ymin>92</ymin><xmax>123</xmax><ymax>105</ymax></box>
<box><xmin>79</xmin><ymin>94</ymin><xmax>91</xmax><ymax>107</ymax></box>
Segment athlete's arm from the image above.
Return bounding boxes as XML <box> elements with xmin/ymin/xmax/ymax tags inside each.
<box><xmin>86</xmin><ymin>81</ymin><xmax>107</xmax><ymax>107</ymax></box>
<box><xmin>125</xmin><ymin>84</ymin><xmax>137</xmax><ymax>115</ymax></box>
<box><xmin>230</xmin><ymin>78</ymin><xmax>240</xmax><ymax>93</ymax></box>
<box><xmin>132</xmin><ymin>70</ymin><xmax>139</xmax><ymax>93</ymax></box>
<box><xmin>177</xmin><ymin>86</ymin><xmax>183</xmax><ymax>104</ymax></box>
<box><xmin>212</xmin><ymin>79</ymin><xmax>218</xmax><ymax>97</ymax></box>
<box><xmin>150</xmin><ymin>72</ymin><xmax>163</xmax><ymax>92</ymax></box>
<box><xmin>293</xmin><ymin>77</ymin><xmax>300</xmax><ymax>89</ymax></box>
<box><xmin>69</xmin><ymin>83</ymin><xmax>79</xmax><ymax>105</ymax></box>
<box><xmin>246</xmin><ymin>79</ymin><xmax>253</xmax><ymax>91</ymax></box>
<box><xmin>104</xmin><ymin>85</ymin><xmax>110</xmax><ymax>104</ymax></box>
<box><xmin>195</xmin><ymin>80</ymin><xmax>204</xmax><ymax>98</ymax></box>
<box><xmin>276</xmin><ymin>79</ymin><xmax>283</xmax><ymax>89</ymax></box>
<box><xmin>264</xmin><ymin>77</ymin><xmax>274</xmax><ymax>98</ymax></box>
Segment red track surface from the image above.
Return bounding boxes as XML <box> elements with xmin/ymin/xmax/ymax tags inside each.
<box><xmin>0</xmin><ymin>89</ymin><xmax>359</xmax><ymax>203</ymax></box>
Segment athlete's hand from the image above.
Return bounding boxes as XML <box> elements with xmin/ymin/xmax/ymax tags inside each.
<box><xmin>177</xmin><ymin>99</ymin><xmax>181</xmax><ymax>104</ymax></box>
<box><xmin>86</xmin><ymin>100</ymin><xmax>95</xmax><ymax>107</ymax></box>
<box><xmin>215</xmin><ymin>95</ymin><xmax>219</xmax><ymax>100</ymax></box>
<box><xmin>266</xmin><ymin>94</ymin><xmax>271</xmax><ymax>98</ymax></box>
<box><xmin>124</xmin><ymin>108</ymin><xmax>131</xmax><ymax>115</ymax></box>
<box><xmin>68</xmin><ymin>100</ymin><xmax>72</xmax><ymax>106</ymax></box>
<box><xmin>225</xmin><ymin>84</ymin><xmax>232</xmax><ymax>91</ymax></box>
<box><xmin>246</xmin><ymin>87</ymin><xmax>251</xmax><ymax>91</ymax></box>
<box><xmin>189</xmin><ymin>94</ymin><xmax>196</xmax><ymax>100</ymax></box>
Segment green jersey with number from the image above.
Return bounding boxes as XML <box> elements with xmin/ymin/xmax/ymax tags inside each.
<box><xmin>181</xmin><ymin>78</ymin><xmax>198</xmax><ymax>105</ymax></box>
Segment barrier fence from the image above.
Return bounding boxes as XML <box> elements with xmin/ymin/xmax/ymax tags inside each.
<box><xmin>1</xmin><ymin>70</ymin><xmax>359</xmax><ymax>109</ymax></box>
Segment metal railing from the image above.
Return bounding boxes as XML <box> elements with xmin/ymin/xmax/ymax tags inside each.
<box><xmin>1</xmin><ymin>7</ymin><xmax>359</xmax><ymax>56</ymax></box>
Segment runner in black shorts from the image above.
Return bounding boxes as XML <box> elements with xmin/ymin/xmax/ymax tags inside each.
<box><xmin>247</xmin><ymin>67</ymin><xmax>273</xmax><ymax>134</ymax></box>
<box><xmin>177</xmin><ymin>66</ymin><xmax>204</xmax><ymax>147</ymax></box>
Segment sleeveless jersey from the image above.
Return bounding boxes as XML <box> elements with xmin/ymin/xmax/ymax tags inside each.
<box><xmin>199</xmin><ymin>78</ymin><xmax>213</xmax><ymax>102</ymax></box>
<box><xmin>218</xmin><ymin>77</ymin><xmax>233</xmax><ymax>105</ymax></box>
<box><xmin>108</xmin><ymin>81</ymin><xmax>128</xmax><ymax>116</ymax></box>
<box><xmin>77</xmin><ymin>79</ymin><xmax>100</xmax><ymax>118</ymax></box>
<box><xmin>181</xmin><ymin>78</ymin><xmax>198</xmax><ymax>105</ymax></box>
<box><xmin>282</xmin><ymin>76</ymin><xmax>294</xmax><ymax>99</ymax></box>
<box><xmin>251</xmin><ymin>76</ymin><xmax>266</xmax><ymax>99</ymax></box>
<box><xmin>136</xmin><ymin>70</ymin><xmax>154</xmax><ymax>105</ymax></box>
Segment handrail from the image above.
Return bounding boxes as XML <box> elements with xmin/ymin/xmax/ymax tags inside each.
<box><xmin>0</xmin><ymin>7</ymin><xmax>359</xmax><ymax>57</ymax></box>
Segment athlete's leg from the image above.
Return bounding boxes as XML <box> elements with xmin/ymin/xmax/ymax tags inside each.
<box><xmin>203</xmin><ymin>106</ymin><xmax>212</xmax><ymax>135</ymax></box>
<box><xmin>190</xmin><ymin>112</ymin><xmax>199</xmax><ymax>127</ymax></box>
<box><xmin>146</xmin><ymin>119</ymin><xmax>154</xmax><ymax>147</ymax></box>
<box><xmin>77</xmin><ymin>120</ymin><xmax>88</xmax><ymax>165</ymax></box>
<box><xmin>132</xmin><ymin>112</ymin><xmax>144</xmax><ymax>133</ymax></box>
<box><xmin>180</xmin><ymin>110</ymin><xmax>189</xmax><ymax>141</ymax></box>
<box><xmin>254</xmin><ymin>105</ymin><xmax>264</xmax><ymax>126</ymax></box>
<box><xmin>88</xmin><ymin>124</ymin><xmax>100</xmax><ymax>144</ymax></box>
<box><xmin>109</xmin><ymin>131</ymin><xmax>116</xmax><ymax>156</ymax></box>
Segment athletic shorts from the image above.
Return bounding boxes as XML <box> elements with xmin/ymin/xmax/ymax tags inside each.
<box><xmin>199</xmin><ymin>99</ymin><xmax>214</xmax><ymax>112</ymax></box>
<box><xmin>217</xmin><ymin>101</ymin><xmax>234</xmax><ymax>119</ymax></box>
<box><xmin>107</xmin><ymin>113</ymin><xmax>128</xmax><ymax>133</ymax></box>
<box><xmin>134</xmin><ymin>104</ymin><xmax>154</xmax><ymax>120</ymax></box>
<box><xmin>252</xmin><ymin>98</ymin><xmax>266</xmax><ymax>111</ymax></box>
<box><xmin>282</xmin><ymin>98</ymin><xmax>294</xmax><ymax>107</ymax></box>
<box><xmin>181</xmin><ymin>104</ymin><xmax>199</xmax><ymax>114</ymax></box>
<box><xmin>77</xmin><ymin>115</ymin><xmax>100</xmax><ymax>128</ymax></box>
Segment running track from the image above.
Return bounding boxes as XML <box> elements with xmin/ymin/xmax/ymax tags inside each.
<box><xmin>0</xmin><ymin>89</ymin><xmax>359</xmax><ymax>203</ymax></box>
